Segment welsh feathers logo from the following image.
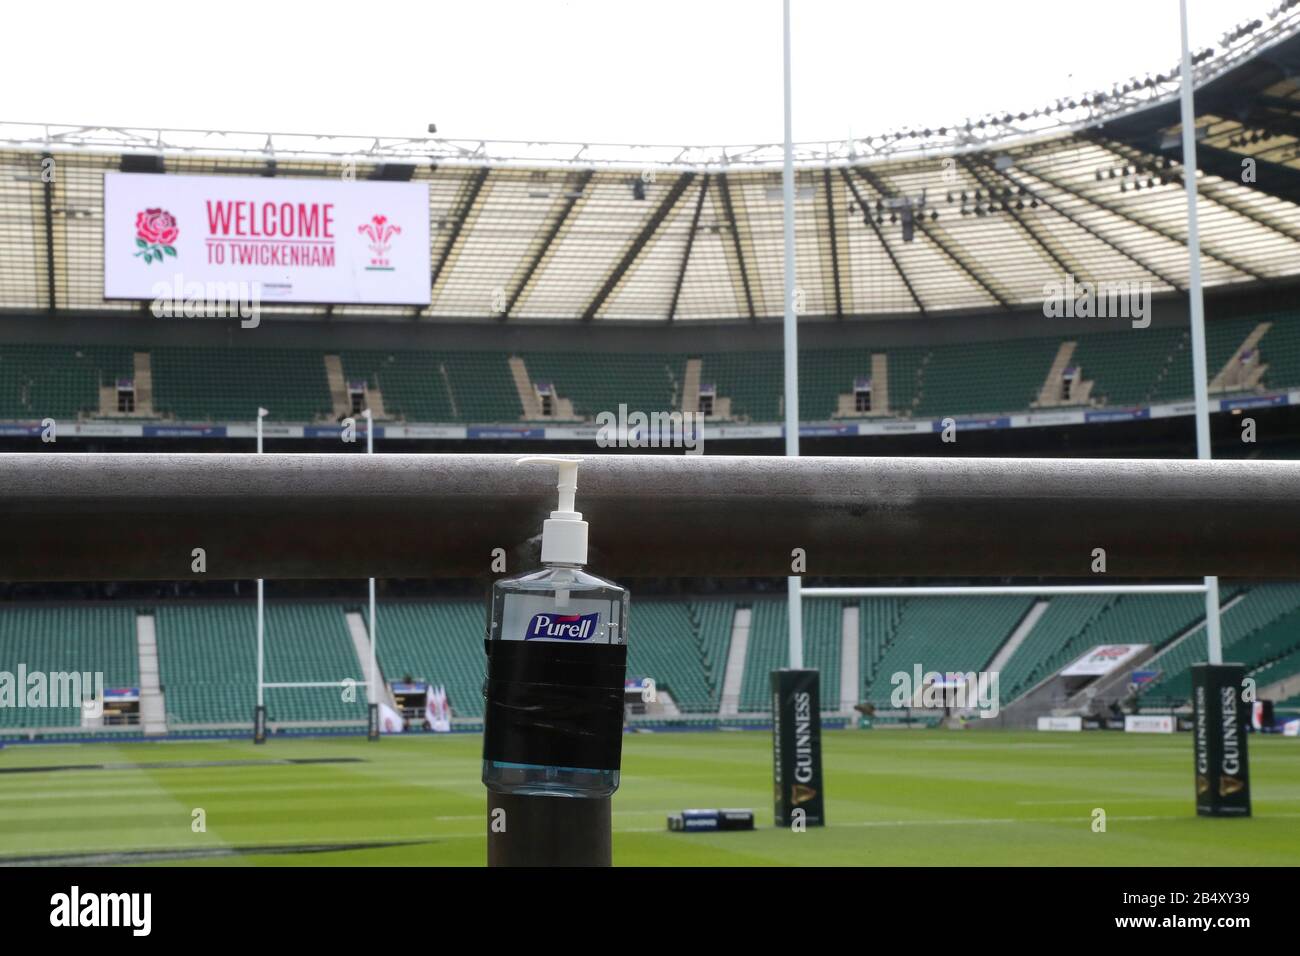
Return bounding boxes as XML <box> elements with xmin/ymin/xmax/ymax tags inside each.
<box><xmin>358</xmin><ymin>214</ymin><xmax>401</xmax><ymax>271</ymax></box>
<box><xmin>134</xmin><ymin>208</ymin><xmax>178</xmax><ymax>265</ymax></box>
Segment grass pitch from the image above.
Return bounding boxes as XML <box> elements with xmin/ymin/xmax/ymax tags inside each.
<box><xmin>2</xmin><ymin>729</ymin><xmax>1298</xmax><ymax>866</ymax></box>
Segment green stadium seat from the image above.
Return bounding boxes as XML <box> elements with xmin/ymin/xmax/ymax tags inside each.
<box><xmin>0</xmin><ymin>606</ymin><xmax>138</xmax><ymax>729</ymax></box>
<box><xmin>862</xmin><ymin>596</ymin><xmax>1032</xmax><ymax>706</ymax></box>
<box><xmin>371</xmin><ymin>601</ymin><xmax>486</xmax><ymax>719</ymax></box>
<box><xmin>738</xmin><ymin>598</ymin><xmax>841</xmax><ymax>712</ymax></box>
<box><xmin>0</xmin><ymin>345</ymin><xmax>133</xmax><ymax>420</ymax></box>
<box><xmin>155</xmin><ymin>604</ymin><xmax>366</xmax><ymax>725</ymax></box>
<box><xmin>1141</xmin><ymin>584</ymin><xmax>1300</xmax><ymax>707</ymax></box>
<box><xmin>151</xmin><ymin>347</ymin><xmax>332</xmax><ymax>422</ymax></box>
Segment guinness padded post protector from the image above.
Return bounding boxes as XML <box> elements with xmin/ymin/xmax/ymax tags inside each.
<box><xmin>1191</xmin><ymin>663</ymin><xmax>1251</xmax><ymax>817</ymax></box>
<box><xmin>772</xmin><ymin>669</ymin><xmax>825</xmax><ymax>827</ymax></box>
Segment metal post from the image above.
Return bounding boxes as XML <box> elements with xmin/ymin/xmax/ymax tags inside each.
<box><xmin>5</xmin><ymin>455</ymin><xmax>1300</xmax><ymax>580</ymax></box>
<box><xmin>782</xmin><ymin>0</ymin><xmax>803</xmax><ymax>670</ymax></box>
<box><xmin>487</xmin><ymin>792</ymin><xmax>611</xmax><ymax>867</ymax></box>
<box><xmin>254</xmin><ymin>408</ymin><xmax>268</xmax><ymax>742</ymax></box>
<box><xmin>1178</xmin><ymin>0</ymin><xmax>1223</xmax><ymax>665</ymax></box>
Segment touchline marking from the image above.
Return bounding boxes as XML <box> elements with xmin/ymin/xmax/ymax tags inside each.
<box><xmin>8</xmin><ymin>814</ymin><xmax>1300</xmax><ymax>861</ymax></box>
<box><xmin>1015</xmin><ymin>798</ymin><xmax>1180</xmax><ymax>806</ymax></box>
<box><xmin>0</xmin><ymin>833</ymin><xmax>466</xmax><ymax>861</ymax></box>
<box><xmin>1017</xmin><ymin>795</ymin><xmax>1300</xmax><ymax>805</ymax></box>
<box><xmin>828</xmin><ymin>812</ymin><xmax>1300</xmax><ymax>828</ymax></box>
<box><xmin>434</xmin><ymin>808</ymin><xmax>691</xmax><ymax>822</ymax></box>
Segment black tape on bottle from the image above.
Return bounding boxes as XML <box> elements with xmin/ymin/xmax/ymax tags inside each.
<box><xmin>483</xmin><ymin>639</ymin><xmax>628</xmax><ymax>771</ymax></box>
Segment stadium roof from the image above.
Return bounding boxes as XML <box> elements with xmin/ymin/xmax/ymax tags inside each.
<box><xmin>2</xmin><ymin>8</ymin><xmax>1300</xmax><ymax>323</ymax></box>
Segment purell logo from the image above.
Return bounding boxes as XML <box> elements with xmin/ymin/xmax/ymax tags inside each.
<box><xmin>525</xmin><ymin>612</ymin><xmax>600</xmax><ymax>641</ymax></box>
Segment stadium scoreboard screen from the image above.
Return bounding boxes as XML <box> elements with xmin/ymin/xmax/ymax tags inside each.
<box><xmin>103</xmin><ymin>173</ymin><xmax>431</xmax><ymax>305</ymax></box>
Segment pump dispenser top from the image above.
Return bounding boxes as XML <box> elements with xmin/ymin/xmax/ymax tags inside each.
<box><xmin>518</xmin><ymin>457</ymin><xmax>587</xmax><ymax>566</ymax></box>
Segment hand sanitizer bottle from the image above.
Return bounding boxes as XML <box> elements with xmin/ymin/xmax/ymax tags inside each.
<box><xmin>482</xmin><ymin>457</ymin><xmax>630</xmax><ymax>798</ymax></box>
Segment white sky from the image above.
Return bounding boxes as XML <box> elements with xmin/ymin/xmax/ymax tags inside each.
<box><xmin>3</xmin><ymin>0</ymin><xmax>1259</xmax><ymax>146</ymax></box>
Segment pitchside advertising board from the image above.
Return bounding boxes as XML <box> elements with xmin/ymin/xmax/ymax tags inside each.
<box><xmin>1192</xmin><ymin>663</ymin><xmax>1251</xmax><ymax>817</ymax></box>
<box><xmin>1124</xmin><ymin>714</ymin><xmax>1175</xmax><ymax>734</ymax></box>
<box><xmin>103</xmin><ymin>172</ymin><xmax>431</xmax><ymax>305</ymax></box>
<box><xmin>771</xmin><ymin>669</ymin><xmax>825</xmax><ymax>827</ymax></box>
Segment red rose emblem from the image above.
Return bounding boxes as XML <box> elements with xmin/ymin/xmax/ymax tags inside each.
<box><xmin>136</xmin><ymin>208</ymin><xmax>178</xmax><ymax>245</ymax></box>
<box><xmin>133</xmin><ymin>208</ymin><xmax>178</xmax><ymax>264</ymax></box>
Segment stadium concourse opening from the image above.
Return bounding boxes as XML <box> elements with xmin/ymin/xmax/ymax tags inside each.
<box><xmin>2</xmin><ymin>0</ymin><xmax>1300</xmax><ymax>883</ymax></box>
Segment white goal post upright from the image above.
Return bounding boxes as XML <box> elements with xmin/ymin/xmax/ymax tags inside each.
<box><xmin>1178</xmin><ymin>0</ymin><xmax>1223</xmax><ymax>665</ymax></box>
<box><xmin>781</xmin><ymin>0</ymin><xmax>803</xmax><ymax>670</ymax></box>
<box><xmin>255</xmin><ymin>408</ymin><xmax>267</xmax><ymax>741</ymax></box>
<box><xmin>364</xmin><ymin>407</ymin><xmax>379</xmax><ymax>739</ymax></box>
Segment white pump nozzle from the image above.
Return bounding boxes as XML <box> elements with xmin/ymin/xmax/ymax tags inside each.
<box><xmin>517</xmin><ymin>457</ymin><xmax>587</xmax><ymax>565</ymax></box>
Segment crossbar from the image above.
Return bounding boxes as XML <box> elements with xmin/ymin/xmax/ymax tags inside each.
<box><xmin>2</xmin><ymin>453</ymin><xmax>1299</xmax><ymax>580</ymax></box>
<box><xmin>802</xmin><ymin>585</ymin><xmax>1210</xmax><ymax>598</ymax></box>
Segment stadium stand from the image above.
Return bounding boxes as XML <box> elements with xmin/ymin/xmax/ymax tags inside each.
<box><xmin>371</xmin><ymin>601</ymin><xmax>486</xmax><ymax>719</ymax></box>
<box><xmin>1253</xmin><ymin>312</ymin><xmax>1300</xmax><ymax>391</ymax></box>
<box><xmin>995</xmin><ymin>591</ymin><xmax>1215</xmax><ymax>705</ymax></box>
<box><xmin>1251</xmin><ymin>643</ymin><xmax>1300</xmax><ymax>691</ymax></box>
<box><xmin>5</xmin><ymin>586</ymin><xmax>1300</xmax><ymax>733</ymax></box>
<box><xmin>442</xmin><ymin>353</ymin><xmax>529</xmax><ymax>422</ymax></box>
<box><xmin>626</xmin><ymin>601</ymin><xmax>711</xmax><ymax>712</ymax></box>
<box><xmin>340</xmin><ymin>350</ymin><xmax>522</xmax><ymax>423</ymax></box>
<box><xmin>156</xmin><ymin>604</ymin><xmax>367</xmax><ymax>725</ymax></box>
<box><xmin>908</xmin><ymin>338</ymin><xmax>1062</xmax><ymax>418</ymax></box>
<box><xmin>151</xmin><ymin>347</ymin><xmax>333</xmax><ymax>423</ymax></box>
<box><xmin>802</xmin><ymin>599</ymin><xmax>843</xmax><ymax>705</ymax></box>
<box><xmin>1067</xmin><ymin>328</ymin><xmax>1190</xmax><ymax>406</ymax></box>
<box><xmin>6</xmin><ymin>314</ymin><xmax>1300</xmax><ymax>426</ymax></box>
<box><xmin>341</xmin><ymin>350</ymin><xmax>456</xmax><ymax>422</ymax></box>
<box><xmin>1140</xmin><ymin>584</ymin><xmax>1300</xmax><ymax>707</ymax></box>
<box><xmin>0</xmin><ymin>605</ymin><xmax>137</xmax><ymax>728</ymax></box>
<box><xmin>861</xmin><ymin>596</ymin><xmax>1033</xmax><ymax>705</ymax></box>
<box><xmin>154</xmin><ymin>604</ymin><xmax>253</xmax><ymax>725</ymax></box>
<box><xmin>698</xmin><ymin>351</ymin><xmax>785</xmax><ymax>423</ymax></box>
<box><xmin>997</xmin><ymin>595</ymin><xmax>1113</xmax><ymax>700</ymax></box>
<box><xmin>799</xmin><ymin>348</ymin><xmax>878</xmax><ymax>419</ymax></box>
<box><xmin>520</xmin><ymin>352</ymin><xmax>686</xmax><ymax>422</ymax></box>
<box><xmin>691</xmin><ymin>600</ymin><xmax>736</xmax><ymax>708</ymax></box>
<box><xmin>0</xmin><ymin>345</ymin><xmax>133</xmax><ymax>420</ymax></box>
<box><xmin>738</xmin><ymin>601</ymin><xmax>789</xmax><ymax>711</ymax></box>
<box><xmin>738</xmin><ymin>598</ymin><xmax>842</xmax><ymax>712</ymax></box>
<box><xmin>858</xmin><ymin>596</ymin><xmax>904</xmax><ymax>689</ymax></box>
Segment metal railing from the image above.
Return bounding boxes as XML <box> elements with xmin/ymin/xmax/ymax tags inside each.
<box><xmin>2</xmin><ymin>452</ymin><xmax>1298</xmax><ymax>581</ymax></box>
